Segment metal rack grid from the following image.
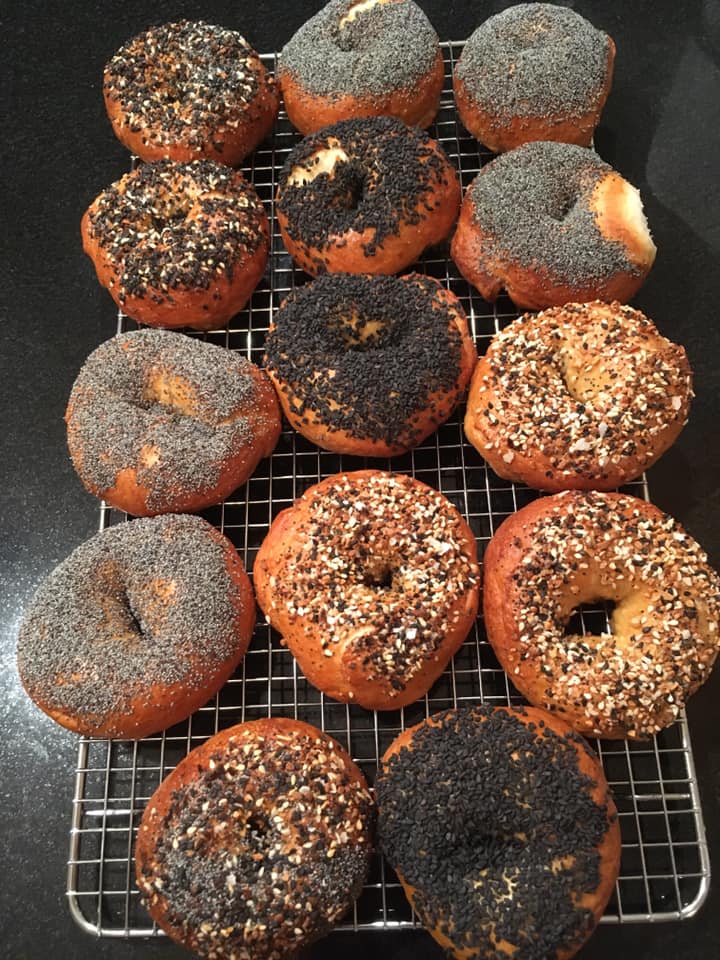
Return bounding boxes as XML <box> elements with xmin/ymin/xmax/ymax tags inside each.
<box><xmin>67</xmin><ymin>43</ymin><xmax>710</xmax><ymax>939</ymax></box>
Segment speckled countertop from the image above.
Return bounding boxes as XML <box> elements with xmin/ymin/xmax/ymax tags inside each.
<box><xmin>2</xmin><ymin>2</ymin><xmax>719</xmax><ymax>958</ymax></box>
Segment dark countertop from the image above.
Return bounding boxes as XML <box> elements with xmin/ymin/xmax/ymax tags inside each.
<box><xmin>2</xmin><ymin>1</ymin><xmax>719</xmax><ymax>957</ymax></box>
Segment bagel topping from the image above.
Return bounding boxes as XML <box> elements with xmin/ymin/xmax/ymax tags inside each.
<box><xmin>377</xmin><ymin>707</ymin><xmax>615</xmax><ymax>958</ymax></box>
<box><xmin>104</xmin><ymin>21</ymin><xmax>264</xmax><ymax>152</ymax></box>
<box><xmin>264</xmin><ymin>274</ymin><xmax>465</xmax><ymax>447</ymax></box>
<box><xmin>280</xmin><ymin>0</ymin><xmax>438</xmax><ymax>98</ymax></box>
<box><xmin>456</xmin><ymin>3</ymin><xmax>612</xmax><ymax>121</ymax></box>
<box><xmin>278</xmin><ymin>116</ymin><xmax>450</xmax><ymax>261</ymax></box>
<box><xmin>468</xmin><ymin>141</ymin><xmax>639</xmax><ymax>284</ymax></box>
<box><xmin>138</xmin><ymin>725</ymin><xmax>374</xmax><ymax>959</ymax></box>
<box><xmin>86</xmin><ymin>159</ymin><xmax>267</xmax><ymax>305</ymax></box>
<box><xmin>264</xmin><ymin>472</ymin><xmax>479</xmax><ymax>692</ymax></box>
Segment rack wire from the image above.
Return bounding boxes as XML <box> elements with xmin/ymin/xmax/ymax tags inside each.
<box><xmin>67</xmin><ymin>43</ymin><xmax>710</xmax><ymax>939</ymax></box>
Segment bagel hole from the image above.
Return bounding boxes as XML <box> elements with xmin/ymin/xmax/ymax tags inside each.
<box><xmin>331</xmin><ymin>167</ymin><xmax>366</xmax><ymax>212</ymax></box>
<box><xmin>564</xmin><ymin>601</ymin><xmax>616</xmax><ymax>638</ymax></box>
<box><xmin>552</xmin><ymin>193</ymin><xmax>581</xmax><ymax>222</ymax></box>
<box><xmin>363</xmin><ymin>558</ymin><xmax>395</xmax><ymax>590</ymax></box>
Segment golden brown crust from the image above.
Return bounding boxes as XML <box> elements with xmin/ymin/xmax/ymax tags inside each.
<box><xmin>280</xmin><ymin>47</ymin><xmax>444</xmax><ymax>134</ymax></box>
<box><xmin>65</xmin><ymin>331</ymin><xmax>281</xmax><ymax>517</ymax></box>
<box><xmin>254</xmin><ymin>470</ymin><xmax>480</xmax><ymax>710</ymax></box>
<box><xmin>464</xmin><ymin>301</ymin><xmax>692</xmax><ymax>491</ymax></box>
<box><xmin>81</xmin><ymin>161</ymin><xmax>270</xmax><ymax>331</ymax></box>
<box><xmin>483</xmin><ymin>492</ymin><xmax>720</xmax><ymax>738</ymax></box>
<box><xmin>453</xmin><ymin>39</ymin><xmax>615</xmax><ymax>153</ymax></box>
<box><xmin>18</xmin><ymin>518</ymin><xmax>256</xmax><ymax>740</ymax></box>
<box><xmin>136</xmin><ymin>718</ymin><xmax>374</xmax><ymax>958</ymax></box>
<box><xmin>380</xmin><ymin>706</ymin><xmax>621</xmax><ymax>960</ymax></box>
<box><xmin>103</xmin><ymin>23</ymin><xmax>279</xmax><ymax>165</ymax></box>
<box><xmin>265</xmin><ymin>275</ymin><xmax>477</xmax><ymax>457</ymax></box>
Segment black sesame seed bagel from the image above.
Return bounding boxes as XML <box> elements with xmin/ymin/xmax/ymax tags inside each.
<box><xmin>104</xmin><ymin>21</ymin><xmax>279</xmax><ymax>165</ymax></box>
<box><xmin>465</xmin><ymin>301</ymin><xmax>693</xmax><ymax>491</ymax></box>
<box><xmin>454</xmin><ymin>3</ymin><xmax>615</xmax><ymax>153</ymax></box>
<box><xmin>276</xmin><ymin>116</ymin><xmax>461</xmax><ymax>276</ymax></box>
<box><xmin>254</xmin><ymin>470</ymin><xmax>480</xmax><ymax>711</ymax></box>
<box><xmin>16</xmin><ymin>515</ymin><xmax>255</xmax><ymax>740</ymax></box>
<box><xmin>451</xmin><ymin>141</ymin><xmax>656</xmax><ymax>310</ymax></box>
<box><xmin>136</xmin><ymin>718</ymin><xmax>374</xmax><ymax>959</ymax></box>
<box><xmin>483</xmin><ymin>492</ymin><xmax>720</xmax><ymax>739</ymax></box>
<box><xmin>82</xmin><ymin>159</ymin><xmax>270</xmax><ymax>330</ymax></box>
<box><xmin>65</xmin><ymin>330</ymin><xmax>281</xmax><ymax>517</ymax></box>
<box><xmin>279</xmin><ymin>0</ymin><xmax>444</xmax><ymax>135</ymax></box>
<box><xmin>264</xmin><ymin>273</ymin><xmax>477</xmax><ymax>457</ymax></box>
<box><xmin>377</xmin><ymin>706</ymin><xmax>621</xmax><ymax>960</ymax></box>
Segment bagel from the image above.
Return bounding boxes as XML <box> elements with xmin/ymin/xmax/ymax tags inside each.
<box><xmin>276</xmin><ymin>116</ymin><xmax>460</xmax><ymax>276</ymax></box>
<box><xmin>65</xmin><ymin>329</ymin><xmax>281</xmax><ymax>517</ymax></box>
<box><xmin>253</xmin><ymin>470</ymin><xmax>480</xmax><ymax>710</ymax></box>
<box><xmin>451</xmin><ymin>141</ymin><xmax>656</xmax><ymax>310</ymax></box>
<box><xmin>464</xmin><ymin>301</ymin><xmax>692</xmax><ymax>491</ymax></box>
<box><xmin>454</xmin><ymin>3</ymin><xmax>615</xmax><ymax>152</ymax></box>
<box><xmin>264</xmin><ymin>272</ymin><xmax>477</xmax><ymax>456</ymax></box>
<box><xmin>279</xmin><ymin>0</ymin><xmax>443</xmax><ymax>134</ymax></box>
<box><xmin>136</xmin><ymin>718</ymin><xmax>374</xmax><ymax>958</ymax></box>
<box><xmin>104</xmin><ymin>20</ymin><xmax>278</xmax><ymax>165</ymax></box>
<box><xmin>16</xmin><ymin>514</ymin><xmax>255</xmax><ymax>739</ymax></box>
<box><xmin>82</xmin><ymin>159</ymin><xmax>270</xmax><ymax>330</ymax></box>
<box><xmin>377</xmin><ymin>705</ymin><xmax>621</xmax><ymax>960</ymax></box>
<box><xmin>483</xmin><ymin>491</ymin><xmax>720</xmax><ymax>738</ymax></box>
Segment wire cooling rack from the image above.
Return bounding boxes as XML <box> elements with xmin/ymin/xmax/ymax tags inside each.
<box><xmin>67</xmin><ymin>43</ymin><xmax>710</xmax><ymax>939</ymax></box>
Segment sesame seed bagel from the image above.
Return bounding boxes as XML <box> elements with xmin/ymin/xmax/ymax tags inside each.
<box><xmin>451</xmin><ymin>141</ymin><xmax>656</xmax><ymax>310</ymax></box>
<box><xmin>66</xmin><ymin>330</ymin><xmax>281</xmax><ymax>517</ymax></box>
<box><xmin>136</xmin><ymin>718</ymin><xmax>374</xmax><ymax>959</ymax></box>
<box><xmin>104</xmin><ymin>21</ymin><xmax>279</xmax><ymax>165</ymax></box>
<box><xmin>276</xmin><ymin>116</ymin><xmax>460</xmax><ymax>276</ymax></box>
<box><xmin>377</xmin><ymin>706</ymin><xmax>621</xmax><ymax>960</ymax></box>
<box><xmin>82</xmin><ymin>159</ymin><xmax>270</xmax><ymax>330</ymax></box>
<box><xmin>254</xmin><ymin>471</ymin><xmax>480</xmax><ymax>710</ymax></box>
<box><xmin>17</xmin><ymin>515</ymin><xmax>255</xmax><ymax>740</ymax></box>
<box><xmin>279</xmin><ymin>0</ymin><xmax>444</xmax><ymax>135</ymax></box>
<box><xmin>454</xmin><ymin>4</ymin><xmax>615</xmax><ymax>153</ymax></box>
<box><xmin>483</xmin><ymin>492</ymin><xmax>720</xmax><ymax>739</ymax></box>
<box><xmin>264</xmin><ymin>273</ymin><xmax>477</xmax><ymax>457</ymax></box>
<box><xmin>465</xmin><ymin>301</ymin><xmax>692</xmax><ymax>491</ymax></box>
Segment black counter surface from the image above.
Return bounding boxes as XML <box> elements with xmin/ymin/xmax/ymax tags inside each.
<box><xmin>2</xmin><ymin>1</ymin><xmax>719</xmax><ymax>957</ymax></box>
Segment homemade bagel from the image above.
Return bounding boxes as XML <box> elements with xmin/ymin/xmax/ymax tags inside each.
<box><xmin>254</xmin><ymin>470</ymin><xmax>480</xmax><ymax>710</ymax></box>
<box><xmin>279</xmin><ymin>0</ymin><xmax>443</xmax><ymax>134</ymax></box>
<box><xmin>104</xmin><ymin>20</ymin><xmax>278</xmax><ymax>165</ymax></box>
<box><xmin>451</xmin><ymin>141</ymin><xmax>656</xmax><ymax>310</ymax></box>
<box><xmin>465</xmin><ymin>301</ymin><xmax>692</xmax><ymax>490</ymax></box>
<box><xmin>264</xmin><ymin>273</ymin><xmax>477</xmax><ymax>457</ymax></box>
<box><xmin>136</xmin><ymin>718</ymin><xmax>374</xmax><ymax>958</ymax></box>
<box><xmin>276</xmin><ymin>116</ymin><xmax>460</xmax><ymax>276</ymax></box>
<box><xmin>377</xmin><ymin>705</ymin><xmax>621</xmax><ymax>960</ymax></box>
<box><xmin>454</xmin><ymin>3</ymin><xmax>615</xmax><ymax>152</ymax></box>
<box><xmin>17</xmin><ymin>514</ymin><xmax>255</xmax><ymax>739</ymax></box>
<box><xmin>66</xmin><ymin>329</ymin><xmax>281</xmax><ymax>517</ymax></box>
<box><xmin>82</xmin><ymin>159</ymin><xmax>270</xmax><ymax>330</ymax></box>
<box><xmin>483</xmin><ymin>492</ymin><xmax>720</xmax><ymax>738</ymax></box>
